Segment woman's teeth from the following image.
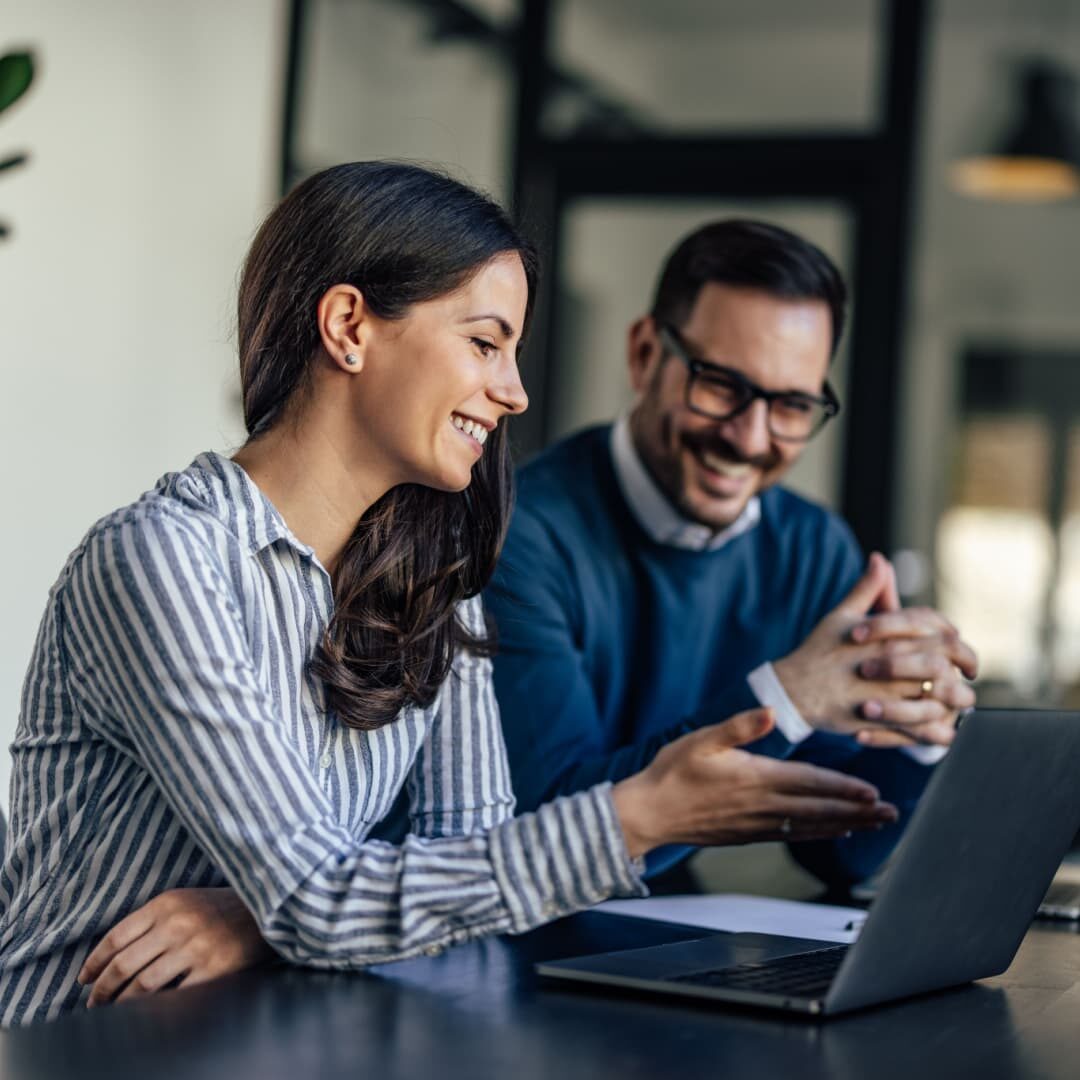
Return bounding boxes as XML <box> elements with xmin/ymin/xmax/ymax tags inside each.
<box><xmin>699</xmin><ymin>449</ymin><xmax>751</xmax><ymax>477</ymax></box>
<box><xmin>452</xmin><ymin>414</ymin><xmax>488</xmax><ymax>445</ymax></box>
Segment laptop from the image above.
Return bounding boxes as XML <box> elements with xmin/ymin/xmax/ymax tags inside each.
<box><xmin>537</xmin><ymin>709</ymin><xmax>1080</xmax><ymax>1017</ymax></box>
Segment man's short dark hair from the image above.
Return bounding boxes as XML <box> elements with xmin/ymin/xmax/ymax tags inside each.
<box><xmin>649</xmin><ymin>219</ymin><xmax>848</xmax><ymax>356</ymax></box>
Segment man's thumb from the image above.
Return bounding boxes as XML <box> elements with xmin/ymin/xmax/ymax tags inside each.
<box><xmin>834</xmin><ymin>551</ymin><xmax>898</xmax><ymax>617</ymax></box>
<box><xmin>711</xmin><ymin>708</ymin><xmax>775</xmax><ymax>749</ymax></box>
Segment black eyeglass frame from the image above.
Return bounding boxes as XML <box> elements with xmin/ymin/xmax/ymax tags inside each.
<box><xmin>658</xmin><ymin>323</ymin><xmax>841</xmax><ymax>442</ymax></box>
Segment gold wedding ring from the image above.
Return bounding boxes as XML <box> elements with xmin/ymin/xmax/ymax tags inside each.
<box><xmin>779</xmin><ymin>817</ymin><xmax>793</xmax><ymax>837</ymax></box>
<box><xmin>920</xmin><ymin>679</ymin><xmax>935</xmax><ymax>698</ymax></box>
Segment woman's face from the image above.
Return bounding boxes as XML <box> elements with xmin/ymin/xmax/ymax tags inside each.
<box><xmin>358</xmin><ymin>252</ymin><xmax>530</xmax><ymax>492</ymax></box>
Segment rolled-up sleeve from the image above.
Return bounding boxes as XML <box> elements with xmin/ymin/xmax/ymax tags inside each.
<box><xmin>62</xmin><ymin>513</ymin><xmax>644</xmax><ymax>969</ymax></box>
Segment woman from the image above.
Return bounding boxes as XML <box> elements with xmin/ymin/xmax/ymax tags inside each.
<box><xmin>0</xmin><ymin>163</ymin><xmax>894</xmax><ymax>1025</ymax></box>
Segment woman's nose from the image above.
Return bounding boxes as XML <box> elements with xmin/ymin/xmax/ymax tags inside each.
<box><xmin>490</xmin><ymin>357</ymin><xmax>529</xmax><ymax>415</ymax></box>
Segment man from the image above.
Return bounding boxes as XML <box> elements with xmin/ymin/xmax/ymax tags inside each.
<box><xmin>486</xmin><ymin>220</ymin><xmax>977</xmax><ymax>887</ymax></box>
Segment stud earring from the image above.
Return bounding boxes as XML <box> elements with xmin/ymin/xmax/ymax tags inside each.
<box><xmin>345</xmin><ymin>353</ymin><xmax>360</xmax><ymax>367</ymax></box>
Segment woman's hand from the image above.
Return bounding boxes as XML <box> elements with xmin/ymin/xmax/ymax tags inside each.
<box><xmin>611</xmin><ymin>708</ymin><xmax>899</xmax><ymax>859</ymax></box>
<box><xmin>78</xmin><ymin>888</ymin><xmax>274</xmax><ymax>1007</ymax></box>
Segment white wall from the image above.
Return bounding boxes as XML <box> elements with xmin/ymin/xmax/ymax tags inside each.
<box><xmin>0</xmin><ymin>0</ymin><xmax>285</xmax><ymax>809</ymax></box>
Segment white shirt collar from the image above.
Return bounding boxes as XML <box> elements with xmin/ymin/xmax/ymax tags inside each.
<box><xmin>609</xmin><ymin>415</ymin><xmax>761</xmax><ymax>553</ymax></box>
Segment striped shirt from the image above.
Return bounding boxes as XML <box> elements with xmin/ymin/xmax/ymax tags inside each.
<box><xmin>0</xmin><ymin>453</ymin><xmax>645</xmax><ymax>1026</ymax></box>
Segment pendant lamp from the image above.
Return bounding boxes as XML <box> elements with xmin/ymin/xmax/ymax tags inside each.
<box><xmin>951</xmin><ymin>59</ymin><xmax>1080</xmax><ymax>201</ymax></box>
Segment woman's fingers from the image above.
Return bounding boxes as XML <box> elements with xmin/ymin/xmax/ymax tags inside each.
<box><xmin>86</xmin><ymin>932</ymin><xmax>170</xmax><ymax>1007</ymax></box>
<box><xmin>113</xmin><ymin>950</ymin><xmax>192</xmax><ymax>1003</ymax></box>
<box><xmin>758</xmin><ymin>761</ymin><xmax>901</xmax><ymax>836</ymax></box>
<box><xmin>77</xmin><ymin>889</ymin><xmax>272</xmax><ymax>1011</ymax></box>
<box><xmin>78</xmin><ymin>906</ymin><xmax>157</xmax><ymax>986</ymax></box>
<box><xmin>759</xmin><ymin>758</ymin><xmax>880</xmax><ymax>803</ymax></box>
<box><xmin>761</xmin><ymin>795</ymin><xmax>899</xmax><ymax>839</ymax></box>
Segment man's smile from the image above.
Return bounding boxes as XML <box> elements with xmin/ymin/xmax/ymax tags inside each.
<box><xmin>685</xmin><ymin>442</ymin><xmax>757</xmax><ymax>497</ymax></box>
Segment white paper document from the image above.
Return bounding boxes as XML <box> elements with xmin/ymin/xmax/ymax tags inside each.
<box><xmin>595</xmin><ymin>893</ymin><xmax>866</xmax><ymax>944</ymax></box>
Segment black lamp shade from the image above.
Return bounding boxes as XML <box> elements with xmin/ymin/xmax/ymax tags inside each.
<box><xmin>1001</xmin><ymin>61</ymin><xmax>1080</xmax><ymax>164</ymax></box>
<box><xmin>952</xmin><ymin>58</ymin><xmax>1080</xmax><ymax>201</ymax></box>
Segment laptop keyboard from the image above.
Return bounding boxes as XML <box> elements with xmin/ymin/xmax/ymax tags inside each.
<box><xmin>665</xmin><ymin>945</ymin><xmax>850</xmax><ymax>999</ymax></box>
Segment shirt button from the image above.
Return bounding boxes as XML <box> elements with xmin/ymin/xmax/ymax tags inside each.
<box><xmin>319</xmin><ymin>752</ymin><xmax>332</xmax><ymax>769</ymax></box>
<box><xmin>424</xmin><ymin>945</ymin><xmax>443</xmax><ymax>957</ymax></box>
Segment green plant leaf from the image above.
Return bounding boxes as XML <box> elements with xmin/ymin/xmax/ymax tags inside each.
<box><xmin>0</xmin><ymin>52</ymin><xmax>34</xmax><ymax>116</ymax></box>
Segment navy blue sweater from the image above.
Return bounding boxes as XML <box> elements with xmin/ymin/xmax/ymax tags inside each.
<box><xmin>487</xmin><ymin>425</ymin><xmax>934</xmax><ymax>886</ymax></box>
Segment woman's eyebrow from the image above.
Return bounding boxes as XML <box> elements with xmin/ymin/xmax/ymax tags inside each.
<box><xmin>461</xmin><ymin>314</ymin><xmax>516</xmax><ymax>339</ymax></box>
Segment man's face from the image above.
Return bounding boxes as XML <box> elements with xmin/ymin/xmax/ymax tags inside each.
<box><xmin>627</xmin><ymin>283</ymin><xmax>833</xmax><ymax>531</ymax></box>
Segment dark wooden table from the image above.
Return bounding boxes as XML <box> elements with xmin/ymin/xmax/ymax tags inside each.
<box><xmin>3</xmin><ymin>911</ymin><xmax>1079</xmax><ymax>1079</ymax></box>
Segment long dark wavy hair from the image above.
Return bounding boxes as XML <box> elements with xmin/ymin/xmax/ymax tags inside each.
<box><xmin>237</xmin><ymin>162</ymin><xmax>538</xmax><ymax>730</ymax></box>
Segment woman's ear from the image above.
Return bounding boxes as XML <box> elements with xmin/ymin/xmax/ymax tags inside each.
<box><xmin>317</xmin><ymin>284</ymin><xmax>369</xmax><ymax>373</ymax></box>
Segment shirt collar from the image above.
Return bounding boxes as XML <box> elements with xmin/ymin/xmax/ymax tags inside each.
<box><xmin>183</xmin><ymin>451</ymin><xmax>319</xmax><ymax>560</ymax></box>
<box><xmin>609</xmin><ymin>415</ymin><xmax>760</xmax><ymax>552</ymax></box>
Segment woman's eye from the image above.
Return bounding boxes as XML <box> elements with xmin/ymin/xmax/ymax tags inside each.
<box><xmin>471</xmin><ymin>337</ymin><xmax>497</xmax><ymax>358</ymax></box>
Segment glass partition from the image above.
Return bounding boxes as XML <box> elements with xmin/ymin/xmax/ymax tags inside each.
<box><xmin>295</xmin><ymin>0</ymin><xmax>517</xmax><ymax>200</ymax></box>
<box><xmin>545</xmin><ymin>0</ymin><xmax>884</xmax><ymax>138</ymax></box>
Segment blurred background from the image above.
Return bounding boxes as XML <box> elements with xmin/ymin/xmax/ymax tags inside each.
<box><xmin>2</xmin><ymin>0</ymin><xmax>1080</xmax><ymax>824</ymax></box>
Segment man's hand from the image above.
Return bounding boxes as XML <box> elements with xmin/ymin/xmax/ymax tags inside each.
<box><xmin>849</xmin><ymin>604</ymin><xmax>977</xmax><ymax>748</ymax></box>
<box><xmin>77</xmin><ymin>888</ymin><xmax>273</xmax><ymax>1008</ymax></box>
<box><xmin>772</xmin><ymin>553</ymin><xmax>977</xmax><ymax>748</ymax></box>
<box><xmin>612</xmin><ymin>709</ymin><xmax>898</xmax><ymax>859</ymax></box>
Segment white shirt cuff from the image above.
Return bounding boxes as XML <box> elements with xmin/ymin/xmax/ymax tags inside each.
<box><xmin>748</xmin><ymin>662</ymin><xmax>949</xmax><ymax>766</ymax></box>
<box><xmin>903</xmin><ymin>743</ymin><xmax>948</xmax><ymax>765</ymax></box>
<box><xmin>747</xmin><ymin>663</ymin><xmax>813</xmax><ymax>745</ymax></box>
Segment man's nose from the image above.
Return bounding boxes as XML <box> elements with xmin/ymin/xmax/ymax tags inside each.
<box><xmin>721</xmin><ymin>398</ymin><xmax>772</xmax><ymax>457</ymax></box>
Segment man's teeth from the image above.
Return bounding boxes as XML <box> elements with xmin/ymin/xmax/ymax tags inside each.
<box><xmin>452</xmin><ymin>414</ymin><xmax>488</xmax><ymax>445</ymax></box>
<box><xmin>699</xmin><ymin>449</ymin><xmax>751</xmax><ymax>477</ymax></box>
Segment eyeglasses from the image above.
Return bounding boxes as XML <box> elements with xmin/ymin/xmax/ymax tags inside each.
<box><xmin>658</xmin><ymin>324</ymin><xmax>840</xmax><ymax>442</ymax></box>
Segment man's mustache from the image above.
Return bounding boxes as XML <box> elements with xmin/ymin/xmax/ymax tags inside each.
<box><xmin>682</xmin><ymin>431</ymin><xmax>780</xmax><ymax>472</ymax></box>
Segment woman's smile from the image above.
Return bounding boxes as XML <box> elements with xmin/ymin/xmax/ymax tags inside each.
<box><xmin>451</xmin><ymin>411</ymin><xmax>491</xmax><ymax>451</ymax></box>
